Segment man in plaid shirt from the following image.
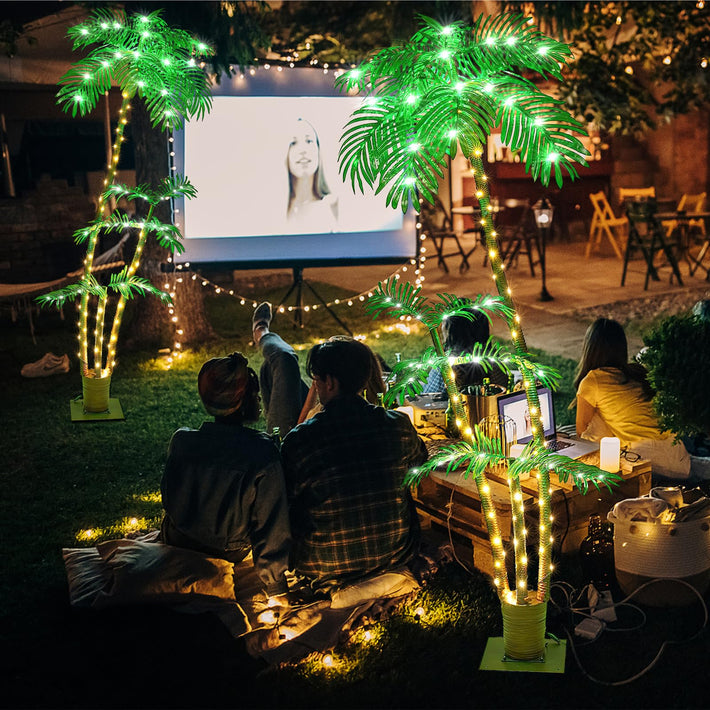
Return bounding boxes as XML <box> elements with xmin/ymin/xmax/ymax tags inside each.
<box><xmin>280</xmin><ymin>338</ymin><xmax>428</xmax><ymax>593</ymax></box>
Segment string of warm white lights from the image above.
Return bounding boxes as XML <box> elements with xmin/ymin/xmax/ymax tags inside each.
<box><xmin>159</xmin><ymin>253</ymin><xmax>424</xmax><ymax>365</ymax></box>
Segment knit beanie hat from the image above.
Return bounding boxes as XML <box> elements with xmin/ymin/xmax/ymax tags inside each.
<box><xmin>197</xmin><ymin>352</ymin><xmax>257</xmax><ymax>417</ymax></box>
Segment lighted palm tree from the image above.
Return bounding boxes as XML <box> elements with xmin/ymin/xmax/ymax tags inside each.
<box><xmin>37</xmin><ymin>7</ymin><xmax>213</xmax><ymax>381</ymax></box>
<box><xmin>337</xmin><ymin>14</ymin><xmax>616</xmax><ymax>607</ymax></box>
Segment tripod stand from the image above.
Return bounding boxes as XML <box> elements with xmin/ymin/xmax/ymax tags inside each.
<box><xmin>278</xmin><ymin>267</ymin><xmax>353</xmax><ymax>335</ymax></box>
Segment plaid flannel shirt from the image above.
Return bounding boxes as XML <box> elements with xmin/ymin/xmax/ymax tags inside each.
<box><xmin>281</xmin><ymin>395</ymin><xmax>428</xmax><ymax>590</ymax></box>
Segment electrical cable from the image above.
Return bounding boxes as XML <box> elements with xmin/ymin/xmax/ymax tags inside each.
<box><xmin>558</xmin><ymin>578</ymin><xmax>708</xmax><ymax>686</ymax></box>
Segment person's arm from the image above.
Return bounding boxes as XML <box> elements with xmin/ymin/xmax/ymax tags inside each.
<box><xmin>249</xmin><ymin>459</ymin><xmax>292</xmax><ymax>597</ymax></box>
<box><xmin>297</xmin><ymin>381</ymin><xmax>319</xmax><ymax>424</ymax></box>
<box><xmin>576</xmin><ymin>396</ymin><xmax>597</xmax><ymax>437</ymax></box>
<box><xmin>575</xmin><ymin>371</ymin><xmax>598</xmax><ymax>437</ymax></box>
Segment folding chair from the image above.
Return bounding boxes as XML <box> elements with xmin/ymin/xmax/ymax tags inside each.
<box><xmin>586</xmin><ymin>191</ymin><xmax>628</xmax><ymax>259</ymax></box>
<box><xmin>622</xmin><ymin>199</ymin><xmax>683</xmax><ymax>290</ymax></box>
<box><xmin>618</xmin><ymin>186</ymin><xmax>656</xmax><ymax>203</ymax></box>
<box><xmin>661</xmin><ymin>192</ymin><xmax>706</xmax><ymax>238</ymax></box>
<box><xmin>420</xmin><ymin>196</ymin><xmax>468</xmax><ymax>273</ymax></box>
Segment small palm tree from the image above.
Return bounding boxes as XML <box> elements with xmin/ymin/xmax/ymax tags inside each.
<box><xmin>337</xmin><ymin>14</ymin><xmax>615</xmax><ymax>607</ymax></box>
<box><xmin>37</xmin><ymin>8</ymin><xmax>213</xmax><ymax>384</ymax></box>
<box><xmin>371</xmin><ymin>277</ymin><xmax>618</xmax><ymax>607</ymax></box>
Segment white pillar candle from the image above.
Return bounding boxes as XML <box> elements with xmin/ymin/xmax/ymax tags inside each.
<box><xmin>599</xmin><ymin>437</ymin><xmax>621</xmax><ymax>472</ymax></box>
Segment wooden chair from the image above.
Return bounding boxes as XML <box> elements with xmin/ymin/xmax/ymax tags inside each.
<box><xmin>618</xmin><ymin>186</ymin><xmax>656</xmax><ymax>203</ymax></box>
<box><xmin>420</xmin><ymin>196</ymin><xmax>468</xmax><ymax>273</ymax></box>
<box><xmin>622</xmin><ymin>199</ymin><xmax>683</xmax><ymax>290</ymax></box>
<box><xmin>586</xmin><ymin>191</ymin><xmax>628</xmax><ymax>259</ymax></box>
<box><xmin>662</xmin><ymin>192</ymin><xmax>707</xmax><ymax>238</ymax></box>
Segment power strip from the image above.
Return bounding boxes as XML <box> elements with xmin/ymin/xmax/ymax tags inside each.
<box><xmin>574</xmin><ymin>617</ymin><xmax>603</xmax><ymax>640</ymax></box>
<box><xmin>589</xmin><ymin>586</ymin><xmax>617</xmax><ymax>623</ymax></box>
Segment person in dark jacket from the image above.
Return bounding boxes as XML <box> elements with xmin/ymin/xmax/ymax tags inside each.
<box><xmin>159</xmin><ymin>352</ymin><xmax>291</xmax><ymax>601</ymax></box>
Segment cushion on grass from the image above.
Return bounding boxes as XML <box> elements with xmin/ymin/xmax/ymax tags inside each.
<box><xmin>95</xmin><ymin>539</ymin><xmax>236</xmax><ymax>605</ymax></box>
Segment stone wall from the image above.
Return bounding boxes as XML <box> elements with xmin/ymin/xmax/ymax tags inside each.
<box><xmin>0</xmin><ymin>175</ymin><xmax>94</xmax><ymax>283</ymax></box>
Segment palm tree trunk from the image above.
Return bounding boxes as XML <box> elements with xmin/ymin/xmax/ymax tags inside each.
<box><xmin>124</xmin><ymin>98</ymin><xmax>214</xmax><ymax>349</ymax></box>
<box><xmin>469</xmin><ymin>151</ymin><xmax>553</xmax><ymax>603</ymax></box>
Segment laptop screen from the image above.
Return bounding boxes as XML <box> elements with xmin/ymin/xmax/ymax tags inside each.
<box><xmin>496</xmin><ymin>387</ymin><xmax>555</xmax><ymax>445</ymax></box>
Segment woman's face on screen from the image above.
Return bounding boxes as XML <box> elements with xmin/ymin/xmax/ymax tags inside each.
<box><xmin>288</xmin><ymin>121</ymin><xmax>319</xmax><ymax>179</ymax></box>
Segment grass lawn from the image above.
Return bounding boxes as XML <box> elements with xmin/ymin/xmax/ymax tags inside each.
<box><xmin>2</xmin><ymin>282</ymin><xmax>708</xmax><ymax>709</ymax></box>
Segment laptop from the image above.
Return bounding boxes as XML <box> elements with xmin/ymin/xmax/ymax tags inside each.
<box><xmin>496</xmin><ymin>386</ymin><xmax>598</xmax><ymax>459</ymax></box>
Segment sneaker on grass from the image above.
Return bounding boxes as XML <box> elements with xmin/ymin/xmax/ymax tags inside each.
<box><xmin>21</xmin><ymin>353</ymin><xmax>70</xmax><ymax>378</ymax></box>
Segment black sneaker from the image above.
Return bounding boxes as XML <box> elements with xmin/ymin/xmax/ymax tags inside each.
<box><xmin>252</xmin><ymin>301</ymin><xmax>272</xmax><ymax>330</ymax></box>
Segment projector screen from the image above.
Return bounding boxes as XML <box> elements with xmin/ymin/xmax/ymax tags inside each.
<box><xmin>172</xmin><ymin>67</ymin><xmax>417</xmax><ymax>269</ymax></box>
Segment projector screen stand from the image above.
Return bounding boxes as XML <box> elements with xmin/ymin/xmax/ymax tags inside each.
<box><xmin>278</xmin><ymin>267</ymin><xmax>353</xmax><ymax>336</ymax></box>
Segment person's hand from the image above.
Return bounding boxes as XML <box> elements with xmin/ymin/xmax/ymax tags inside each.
<box><xmin>297</xmin><ymin>381</ymin><xmax>319</xmax><ymax>424</ymax></box>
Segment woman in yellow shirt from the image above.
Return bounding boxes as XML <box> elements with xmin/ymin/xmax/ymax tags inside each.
<box><xmin>574</xmin><ymin>318</ymin><xmax>690</xmax><ymax>479</ymax></box>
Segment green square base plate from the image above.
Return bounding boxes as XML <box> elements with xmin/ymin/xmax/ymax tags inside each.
<box><xmin>70</xmin><ymin>397</ymin><xmax>125</xmax><ymax>422</ymax></box>
<box><xmin>479</xmin><ymin>637</ymin><xmax>566</xmax><ymax>673</ymax></box>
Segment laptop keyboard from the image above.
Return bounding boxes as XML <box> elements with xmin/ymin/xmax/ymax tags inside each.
<box><xmin>546</xmin><ymin>439</ymin><xmax>572</xmax><ymax>452</ymax></box>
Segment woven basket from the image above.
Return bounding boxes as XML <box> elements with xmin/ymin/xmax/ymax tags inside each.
<box><xmin>608</xmin><ymin>511</ymin><xmax>710</xmax><ymax>606</ymax></box>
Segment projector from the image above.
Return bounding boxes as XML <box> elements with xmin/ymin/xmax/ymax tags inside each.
<box><xmin>406</xmin><ymin>393</ymin><xmax>448</xmax><ymax>428</ymax></box>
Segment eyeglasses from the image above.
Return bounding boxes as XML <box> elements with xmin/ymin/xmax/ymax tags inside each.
<box><xmin>620</xmin><ymin>447</ymin><xmax>641</xmax><ymax>463</ymax></box>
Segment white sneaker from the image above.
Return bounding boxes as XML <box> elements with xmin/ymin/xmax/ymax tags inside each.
<box><xmin>21</xmin><ymin>353</ymin><xmax>70</xmax><ymax>378</ymax></box>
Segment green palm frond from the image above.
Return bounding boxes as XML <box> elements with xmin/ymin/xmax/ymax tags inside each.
<box><xmin>107</xmin><ymin>270</ymin><xmax>172</xmax><ymax>302</ymax></box>
<box><xmin>101</xmin><ymin>175</ymin><xmax>196</xmax><ymax>208</ymax></box>
<box><xmin>57</xmin><ymin>8</ymin><xmax>214</xmax><ymax>129</ymax></box>
<box><xmin>384</xmin><ymin>347</ymin><xmax>439</xmax><ymax>406</ymax></box>
<box><xmin>514</xmin><ymin>358</ymin><xmax>562</xmax><ymax>391</ymax></box>
<box><xmin>337</xmin><ymin>13</ymin><xmax>590</xmax><ymax>208</ymax></box>
<box><xmin>494</xmin><ymin>77</ymin><xmax>588</xmax><ymax>187</ymax></box>
<box><xmin>338</xmin><ymin>99</ymin><xmax>393</xmax><ymax>193</ymax></box>
<box><xmin>366</xmin><ymin>278</ymin><xmax>435</xmax><ymax>326</ymax></box>
<box><xmin>466</xmin><ymin>13</ymin><xmax>571</xmax><ymax>78</ymax></box>
<box><xmin>158</xmin><ymin>175</ymin><xmax>198</xmax><ymax>201</ymax></box>
<box><xmin>453</xmin><ymin>341</ymin><xmax>514</xmax><ymax>376</ymax></box>
<box><xmin>37</xmin><ymin>275</ymin><xmax>106</xmax><ymax>309</ymax></box>
<box><xmin>407</xmin><ymin>428</ymin><xmax>507</xmax><ymax>485</ymax></box>
<box><xmin>508</xmin><ymin>446</ymin><xmax>622</xmax><ymax>494</ymax></box>
<box><xmin>149</xmin><ymin>222</ymin><xmax>185</xmax><ymax>254</ymax></box>
<box><xmin>416</xmin><ymin>83</ymin><xmax>497</xmax><ymax>157</ymax></box>
<box><xmin>72</xmin><ymin>223</ymin><xmax>101</xmax><ymax>245</ymax></box>
<box><xmin>433</xmin><ymin>293</ymin><xmax>514</xmax><ymax>322</ymax></box>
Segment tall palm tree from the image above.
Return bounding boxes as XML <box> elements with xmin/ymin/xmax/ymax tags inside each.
<box><xmin>337</xmin><ymin>14</ymin><xmax>614</xmax><ymax>604</ymax></box>
<box><xmin>37</xmin><ymin>7</ymin><xmax>213</xmax><ymax>382</ymax></box>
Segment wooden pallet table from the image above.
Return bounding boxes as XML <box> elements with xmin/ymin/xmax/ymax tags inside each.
<box><xmin>413</xmin><ymin>433</ymin><xmax>651</xmax><ymax>575</ymax></box>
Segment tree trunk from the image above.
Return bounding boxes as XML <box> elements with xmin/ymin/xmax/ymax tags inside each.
<box><xmin>124</xmin><ymin>98</ymin><xmax>215</xmax><ymax>349</ymax></box>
